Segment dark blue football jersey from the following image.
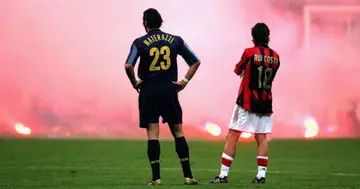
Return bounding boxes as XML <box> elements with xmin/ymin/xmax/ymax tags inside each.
<box><xmin>125</xmin><ymin>29</ymin><xmax>199</xmax><ymax>83</ymax></box>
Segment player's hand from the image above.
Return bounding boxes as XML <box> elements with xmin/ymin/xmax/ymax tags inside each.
<box><xmin>240</xmin><ymin>70</ymin><xmax>245</xmax><ymax>78</ymax></box>
<box><xmin>133</xmin><ymin>80</ymin><xmax>143</xmax><ymax>93</ymax></box>
<box><xmin>173</xmin><ymin>81</ymin><xmax>186</xmax><ymax>92</ymax></box>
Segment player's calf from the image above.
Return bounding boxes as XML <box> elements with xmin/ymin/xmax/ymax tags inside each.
<box><xmin>220</xmin><ymin>152</ymin><xmax>233</xmax><ymax>178</ymax></box>
<box><xmin>175</xmin><ymin>136</ymin><xmax>194</xmax><ymax>179</ymax></box>
<box><xmin>147</xmin><ymin>140</ymin><xmax>161</xmax><ymax>182</ymax></box>
<box><xmin>210</xmin><ymin>130</ymin><xmax>240</xmax><ymax>184</ymax></box>
<box><xmin>209</xmin><ymin>153</ymin><xmax>232</xmax><ymax>184</ymax></box>
<box><xmin>256</xmin><ymin>156</ymin><xmax>268</xmax><ymax>179</ymax></box>
<box><xmin>175</xmin><ymin>136</ymin><xmax>199</xmax><ymax>185</ymax></box>
<box><xmin>251</xmin><ymin>134</ymin><xmax>269</xmax><ymax>184</ymax></box>
<box><xmin>250</xmin><ymin>156</ymin><xmax>268</xmax><ymax>184</ymax></box>
<box><xmin>255</xmin><ymin>134</ymin><xmax>268</xmax><ymax>180</ymax></box>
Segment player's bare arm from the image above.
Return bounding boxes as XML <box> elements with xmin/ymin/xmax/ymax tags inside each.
<box><xmin>125</xmin><ymin>42</ymin><xmax>142</xmax><ymax>92</ymax></box>
<box><xmin>173</xmin><ymin>61</ymin><xmax>201</xmax><ymax>91</ymax></box>
<box><xmin>234</xmin><ymin>50</ymin><xmax>249</xmax><ymax>76</ymax></box>
<box><xmin>184</xmin><ymin>61</ymin><xmax>201</xmax><ymax>80</ymax></box>
<box><xmin>173</xmin><ymin>39</ymin><xmax>201</xmax><ymax>91</ymax></box>
<box><xmin>125</xmin><ymin>63</ymin><xmax>142</xmax><ymax>92</ymax></box>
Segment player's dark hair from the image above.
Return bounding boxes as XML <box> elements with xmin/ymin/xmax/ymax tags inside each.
<box><xmin>143</xmin><ymin>8</ymin><xmax>163</xmax><ymax>29</ymax></box>
<box><xmin>251</xmin><ymin>23</ymin><xmax>270</xmax><ymax>46</ymax></box>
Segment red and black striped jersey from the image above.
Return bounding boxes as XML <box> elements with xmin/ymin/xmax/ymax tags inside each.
<box><xmin>234</xmin><ymin>46</ymin><xmax>280</xmax><ymax>115</ymax></box>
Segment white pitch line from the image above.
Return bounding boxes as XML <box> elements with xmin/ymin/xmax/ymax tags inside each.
<box><xmin>331</xmin><ymin>173</ymin><xmax>360</xmax><ymax>177</ymax></box>
<box><xmin>0</xmin><ymin>166</ymin><xmax>359</xmax><ymax>177</ymax></box>
<box><xmin>162</xmin><ymin>167</ymin><xmax>284</xmax><ymax>174</ymax></box>
<box><xmin>163</xmin><ymin>168</ymin><xmax>360</xmax><ymax>177</ymax></box>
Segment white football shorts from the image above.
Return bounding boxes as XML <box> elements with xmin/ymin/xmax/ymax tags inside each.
<box><xmin>229</xmin><ymin>105</ymin><xmax>272</xmax><ymax>134</ymax></box>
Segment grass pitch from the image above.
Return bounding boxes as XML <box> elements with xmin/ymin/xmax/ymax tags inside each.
<box><xmin>0</xmin><ymin>138</ymin><xmax>359</xmax><ymax>189</ymax></box>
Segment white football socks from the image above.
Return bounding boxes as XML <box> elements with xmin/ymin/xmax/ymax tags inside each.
<box><xmin>219</xmin><ymin>153</ymin><xmax>233</xmax><ymax>178</ymax></box>
<box><xmin>256</xmin><ymin>156</ymin><xmax>268</xmax><ymax>179</ymax></box>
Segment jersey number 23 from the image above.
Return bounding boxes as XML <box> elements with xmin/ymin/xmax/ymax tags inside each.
<box><xmin>149</xmin><ymin>46</ymin><xmax>171</xmax><ymax>71</ymax></box>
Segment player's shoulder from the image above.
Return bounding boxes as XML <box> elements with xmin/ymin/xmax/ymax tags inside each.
<box><xmin>133</xmin><ymin>30</ymin><xmax>183</xmax><ymax>47</ymax></box>
<box><xmin>269</xmin><ymin>47</ymin><xmax>280</xmax><ymax>58</ymax></box>
<box><xmin>132</xmin><ymin>34</ymin><xmax>147</xmax><ymax>46</ymax></box>
<box><xmin>162</xmin><ymin>31</ymin><xmax>183</xmax><ymax>43</ymax></box>
<box><xmin>242</xmin><ymin>47</ymin><xmax>257</xmax><ymax>56</ymax></box>
<box><xmin>161</xmin><ymin>30</ymin><xmax>180</xmax><ymax>38</ymax></box>
<box><xmin>244</xmin><ymin>47</ymin><xmax>255</xmax><ymax>52</ymax></box>
<box><xmin>243</xmin><ymin>46</ymin><xmax>280</xmax><ymax>58</ymax></box>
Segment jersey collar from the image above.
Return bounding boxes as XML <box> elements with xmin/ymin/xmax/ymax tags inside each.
<box><xmin>148</xmin><ymin>28</ymin><xmax>161</xmax><ymax>33</ymax></box>
<box><xmin>255</xmin><ymin>44</ymin><xmax>269</xmax><ymax>48</ymax></box>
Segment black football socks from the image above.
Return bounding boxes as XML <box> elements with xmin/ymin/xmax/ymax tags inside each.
<box><xmin>147</xmin><ymin>140</ymin><xmax>161</xmax><ymax>181</ymax></box>
<box><xmin>175</xmin><ymin>137</ymin><xmax>193</xmax><ymax>179</ymax></box>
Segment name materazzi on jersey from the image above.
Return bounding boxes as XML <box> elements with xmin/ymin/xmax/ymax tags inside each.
<box><xmin>143</xmin><ymin>34</ymin><xmax>175</xmax><ymax>46</ymax></box>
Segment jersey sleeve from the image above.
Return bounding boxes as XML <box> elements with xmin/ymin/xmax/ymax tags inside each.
<box><xmin>178</xmin><ymin>37</ymin><xmax>200</xmax><ymax>66</ymax></box>
<box><xmin>234</xmin><ymin>49</ymin><xmax>250</xmax><ymax>75</ymax></box>
<box><xmin>125</xmin><ymin>41</ymin><xmax>140</xmax><ymax>66</ymax></box>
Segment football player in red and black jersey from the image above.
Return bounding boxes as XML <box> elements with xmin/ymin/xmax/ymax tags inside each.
<box><xmin>210</xmin><ymin>23</ymin><xmax>280</xmax><ymax>184</ymax></box>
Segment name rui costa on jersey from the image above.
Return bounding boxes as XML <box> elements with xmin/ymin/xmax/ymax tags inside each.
<box><xmin>253</xmin><ymin>54</ymin><xmax>279</xmax><ymax>65</ymax></box>
<box><xmin>143</xmin><ymin>34</ymin><xmax>175</xmax><ymax>46</ymax></box>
